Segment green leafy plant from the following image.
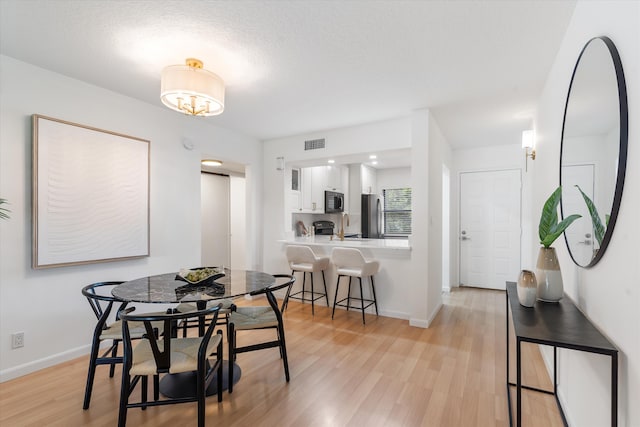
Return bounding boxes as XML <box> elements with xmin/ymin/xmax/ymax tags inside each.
<box><xmin>0</xmin><ymin>198</ymin><xmax>9</xmax><ymax>220</ymax></box>
<box><xmin>575</xmin><ymin>185</ymin><xmax>609</xmax><ymax>246</ymax></box>
<box><xmin>539</xmin><ymin>186</ymin><xmax>581</xmax><ymax>248</ymax></box>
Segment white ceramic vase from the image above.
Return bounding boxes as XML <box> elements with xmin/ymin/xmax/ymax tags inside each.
<box><xmin>536</xmin><ymin>247</ymin><xmax>563</xmax><ymax>302</ymax></box>
<box><xmin>517</xmin><ymin>270</ymin><xmax>537</xmax><ymax>307</ymax></box>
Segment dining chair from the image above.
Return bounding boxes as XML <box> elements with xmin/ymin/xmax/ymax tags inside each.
<box><xmin>227</xmin><ymin>274</ymin><xmax>295</xmax><ymax>393</ymax></box>
<box><xmin>176</xmin><ymin>299</ymin><xmax>234</xmax><ymax>337</ymax></box>
<box><xmin>117</xmin><ymin>304</ymin><xmax>224</xmax><ymax>427</ymax></box>
<box><xmin>330</xmin><ymin>247</ymin><xmax>380</xmax><ymax>324</ymax></box>
<box><xmin>81</xmin><ymin>282</ymin><xmax>163</xmax><ymax>410</ymax></box>
<box><xmin>285</xmin><ymin>245</ymin><xmax>330</xmax><ymax>314</ymax></box>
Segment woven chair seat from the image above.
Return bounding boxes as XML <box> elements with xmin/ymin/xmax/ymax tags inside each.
<box><xmin>229</xmin><ymin>306</ymin><xmax>278</xmax><ymax>330</ymax></box>
<box><xmin>130</xmin><ymin>334</ymin><xmax>223</xmax><ymax>376</ymax></box>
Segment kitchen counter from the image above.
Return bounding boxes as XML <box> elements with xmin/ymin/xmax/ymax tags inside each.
<box><xmin>278</xmin><ymin>235</ymin><xmax>411</xmax><ymax>251</ymax></box>
<box><xmin>278</xmin><ymin>235</ymin><xmax>412</xmax><ymax>322</ymax></box>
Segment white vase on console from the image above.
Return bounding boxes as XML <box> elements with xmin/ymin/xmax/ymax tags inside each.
<box><xmin>536</xmin><ymin>247</ymin><xmax>563</xmax><ymax>302</ymax></box>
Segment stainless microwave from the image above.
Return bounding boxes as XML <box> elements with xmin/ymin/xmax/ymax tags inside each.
<box><xmin>325</xmin><ymin>191</ymin><xmax>344</xmax><ymax>213</ymax></box>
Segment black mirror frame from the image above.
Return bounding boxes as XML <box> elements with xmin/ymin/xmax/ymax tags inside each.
<box><xmin>560</xmin><ymin>36</ymin><xmax>628</xmax><ymax>268</ymax></box>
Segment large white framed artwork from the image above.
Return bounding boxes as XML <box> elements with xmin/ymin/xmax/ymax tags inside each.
<box><xmin>32</xmin><ymin>115</ymin><xmax>150</xmax><ymax>269</ymax></box>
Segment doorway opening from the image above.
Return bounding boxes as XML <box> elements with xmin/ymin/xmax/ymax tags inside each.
<box><xmin>201</xmin><ymin>170</ymin><xmax>247</xmax><ymax>270</ymax></box>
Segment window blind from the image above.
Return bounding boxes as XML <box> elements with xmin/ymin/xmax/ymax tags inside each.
<box><xmin>383</xmin><ymin>188</ymin><xmax>412</xmax><ymax>235</ymax></box>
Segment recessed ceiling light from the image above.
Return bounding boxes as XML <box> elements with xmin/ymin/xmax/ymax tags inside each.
<box><xmin>371</xmin><ymin>161</ymin><xmax>378</xmax><ymax>165</ymax></box>
<box><xmin>369</xmin><ymin>154</ymin><xmax>377</xmax><ymax>159</ymax></box>
<box><xmin>328</xmin><ymin>159</ymin><xmax>335</xmax><ymax>164</ymax></box>
<box><xmin>202</xmin><ymin>159</ymin><xmax>223</xmax><ymax>167</ymax></box>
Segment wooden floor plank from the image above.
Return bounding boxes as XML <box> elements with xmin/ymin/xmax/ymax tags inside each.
<box><xmin>0</xmin><ymin>287</ymin><xmax>564</xmax><ymax>426</ymax></box>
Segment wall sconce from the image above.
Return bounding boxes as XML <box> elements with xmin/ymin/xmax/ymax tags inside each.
<box><xmin>522</xmin><ymin>130</ymin><xmax>536</xmax><ymax>172</ymax></box>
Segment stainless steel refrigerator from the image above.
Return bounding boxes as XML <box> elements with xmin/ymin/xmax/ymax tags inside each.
<box><xmin>361</xmin><ymin>194</ymin><xmax>383</xmax><ymax>238</ymax></box>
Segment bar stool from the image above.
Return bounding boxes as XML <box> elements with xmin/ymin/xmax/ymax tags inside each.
<box><xmin>330</xmin><ymin>247</ymin><xmax>380</xmax><ymax>324</ymax></box>
<box><xmin>285</xmin><ymin>245</ymin><xmax>330</xmax><ymax>314</ymax></box>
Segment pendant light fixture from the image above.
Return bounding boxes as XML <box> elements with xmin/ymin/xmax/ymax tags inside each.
<box><xmin>161</xmin><ymin>58</ymin><xmax>225</xmax><ymax>116</ymax></box>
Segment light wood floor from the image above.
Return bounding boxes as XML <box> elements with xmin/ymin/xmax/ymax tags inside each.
<box><xmin>0</xmin><ymin>287</ymin><xmax>563</xmax><ymax>426</ymax></box>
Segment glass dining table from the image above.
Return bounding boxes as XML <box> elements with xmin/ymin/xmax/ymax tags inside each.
<box><xmin>111</xmin><ymin>269</ymin><xmax>276</xmax><ymax>397</ymax></box>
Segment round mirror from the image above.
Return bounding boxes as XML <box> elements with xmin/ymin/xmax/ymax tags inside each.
<box><xmin>560</xmin><ymin>36</ymin><xmax>628</xmax><ymax>267</ymax></box>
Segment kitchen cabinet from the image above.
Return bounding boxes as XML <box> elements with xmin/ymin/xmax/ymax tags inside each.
<box><xmin>298</xmin><ymin>165</ymin><xmax>348</xmax><ymax>213</ymax></box>
<box><xmin>301</xmin><ymin>167</ymin><xmax>325</xmax><ymax>212</ymax></box>
<box><xmin>326</xmin><ymin>165</ymin><xmax>342</xmax><ymax>191</ymax></box>
<box><xmin>361</xmin><ymin>164</ymin><xmax>377</xmax><ymax>194</ymax></box>
<box><xmin>289</xmin><ymin>191</ymin><xmax>301</xmax><ymax>212</ymax></box>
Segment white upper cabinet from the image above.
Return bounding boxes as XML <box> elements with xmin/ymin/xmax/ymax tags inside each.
<box><xmin>300</xmin><ymin>166</ymin><xmax>325</xmax><ymax>212</ymax></box>
<box><xmin>326</xmin><ymin>165</ymin><xmax>342</xmax><ymax>191</ymax></box>
<box><xmin>298</xmin><ymin>165</ymin><xmax>349</xmax><ymax>213</ymax></box>
<box><xmin>361</xmin><ymin>164</ymin><xmax>377</xmax><ymax>194</ymax></box>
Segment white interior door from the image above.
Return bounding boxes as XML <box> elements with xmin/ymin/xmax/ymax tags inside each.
<box><xmin>562</xmin><ymin>164</ymin><xmax>596</xmax><ymax>262</ymax></box>
<box><xmin>201</xmin><ymin>173</ymin><xmax>230</xmax><ymax>267</ymax></box>
<box><xmin>459</xmin><ymin>169</ymin><xmax>521</xmax><ymax>290</ymax></box>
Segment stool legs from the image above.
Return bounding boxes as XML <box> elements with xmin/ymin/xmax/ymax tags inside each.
<box><xmin>289</xmin><ymin>269</ymin><xmax>328</xmax><ymax>315</ymax></box>
<box><xmin>359</xmin><ymin>278</ymin><xmax>366</xmax><ymax>324</ymax></box>
<box><xmin>321</xmin><ymin>271</ymin><xmax>329</xmax><ymax>305</ymax></box>
<box><xmin>370</xmin><ymin>276</ymin><xmax>379</xmax><ymax>315</ymax></box>
<box><xmin>331</xmin><ymin>274</ymin><xmax>379</xmax><ymax>325</ymax></box>
<box><xmin>331</xmin><ymin>275</ymin><xmax>341</xmax><ymax>319</ymax></box>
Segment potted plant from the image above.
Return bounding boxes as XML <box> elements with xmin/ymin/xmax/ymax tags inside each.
<box><xmin>536</xmin><ymin>186</ymin><xmax>580</xmax><ymax>302</ymax></box>
<box><xmin>575</xmin><ymin>185</ymin><xmax>609</xmax><ymax>249</ymax></box>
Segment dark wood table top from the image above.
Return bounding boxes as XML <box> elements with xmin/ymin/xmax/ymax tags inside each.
<box><xmin>506</xmin><ymin>281</ymin><xmax>617</xmax><ymax>354</ymax></box>
<box><xmin>111</xmin><ymin>269</ymin><xmax>275</xmax><ymax>304</ymax></box>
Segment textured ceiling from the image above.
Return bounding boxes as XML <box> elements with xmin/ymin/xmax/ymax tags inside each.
<box><xmin>0</xmin><ymin>0</ymin><xmax>576</xmax><ymax>148</ymax></box>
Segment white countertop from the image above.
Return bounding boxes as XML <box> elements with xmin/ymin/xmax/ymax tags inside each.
<box><xmin>278</xmin><ymin>235</ymin><xmax>411</xmax><ymax>251</ymax></box>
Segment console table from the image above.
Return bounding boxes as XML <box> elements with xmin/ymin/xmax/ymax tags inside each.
<box><xmin>505</xmin><ymin>281</ymin><xmax>618</xmax><ymax>426</ymax></box>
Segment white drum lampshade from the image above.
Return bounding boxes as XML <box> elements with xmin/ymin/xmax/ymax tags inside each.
<box><xmin>161</xmin><ymin>58</ymin><xmax>225</xmax><ymax>116</ymax></box>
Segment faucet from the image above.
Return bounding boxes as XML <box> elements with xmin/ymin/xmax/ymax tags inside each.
<box><xmin>336</xmin><ymin>212</ymin><xmax>350</xmax><ymax>241</ymax></box>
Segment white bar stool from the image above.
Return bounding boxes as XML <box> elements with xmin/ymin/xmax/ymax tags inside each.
<box><xmin>330</xmin><ymin>247</ymin><xmax>380</xmax><ymax>324</ymax></box>
<box><xmin>285</xmin><ymin>245</ymin><xmax>330</xmax><ymax>315</ymax></box>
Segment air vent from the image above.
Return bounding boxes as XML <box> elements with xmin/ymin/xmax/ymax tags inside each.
<box><xmin>304</xmin><ymin>138</ymin><xmax>325</xmax><ymax>150</ymax></box>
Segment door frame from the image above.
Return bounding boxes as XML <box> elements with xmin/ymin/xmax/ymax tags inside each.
<box><xmin>457</xmin><ymin>168</ymin><xmax>523</xmax><ymax>290</ymax></box>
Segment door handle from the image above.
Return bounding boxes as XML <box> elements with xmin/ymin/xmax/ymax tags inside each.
<box><xmin>460</xmin><ymin>236</ymin><xmax>471</xmax><ymax>241</ymax></box>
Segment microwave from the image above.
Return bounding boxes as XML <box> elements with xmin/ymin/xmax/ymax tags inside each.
<box><xmin>325</xmin><ymin>191</ymin><xmax>344</xmax><ymax>213</ymax></box>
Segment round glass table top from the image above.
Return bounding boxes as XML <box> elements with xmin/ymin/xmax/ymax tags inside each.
<box><xmin>111</xmin><ymin>269</ymin><xmax>276</xmax><ymax>304</ymax></box>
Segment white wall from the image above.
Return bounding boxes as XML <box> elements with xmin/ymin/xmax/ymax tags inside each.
<box><xmin>0</xmin><ymin>56</ymin><xmax>263</xmax><ymax>380</ymax></box>
<box><xmin>377</xmin><ymin>167</ymin><xmax>411</xmax><ymax>191</ymax></box>
<box><xmin>532</xmin><ymin>2</ymin><xmax>639</xmax><ymax>426</ymax></box>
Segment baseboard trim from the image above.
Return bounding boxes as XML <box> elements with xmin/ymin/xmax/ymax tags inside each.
<box><xmin>0</xmin><ymin>344</ymin><xmax>90</xmax><ymax>383</ymax></box>
<box><xmin>427</xmin><ymin>301</ymin><xmax>443</xmax><ymax>326</ymax></box>
<box><xmin>409</xmin><ymin>318</ymin><xmax>428</xmax><ymax>328</ymax></box>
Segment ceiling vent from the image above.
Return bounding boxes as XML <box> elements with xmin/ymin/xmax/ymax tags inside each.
<box><xmin>304</xmin><ymin>138</ymin><xmax>325</xmax><ymax>150</ymax></box>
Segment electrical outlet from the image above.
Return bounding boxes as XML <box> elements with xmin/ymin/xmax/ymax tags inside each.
<box><xmin>11</xmin><ymin>332</ymin><xmax>24</xmax><ymax>349</ymax></box>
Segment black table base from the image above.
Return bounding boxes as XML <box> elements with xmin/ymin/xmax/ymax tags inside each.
<box><xmin>159</xmin><ymin>360</ymin><xmax>241</xmax><ymax>398</ymax></box>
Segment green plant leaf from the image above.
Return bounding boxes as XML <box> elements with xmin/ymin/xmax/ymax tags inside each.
<box><xmin>540</xmin><ymin>214</ymin><xmax>581</xmax><ymax>247</ymax></box>
<box><xmin>538</xmin><ymin>187</ymin><xmax>562</xmax><ymax>245</ymax></box>
<box><xmin>575</xmin><ymin>185</ymin><xmax>605</xmax><ymax>246</ymax></box>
